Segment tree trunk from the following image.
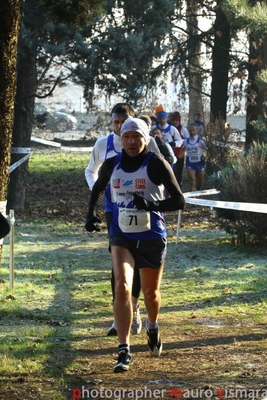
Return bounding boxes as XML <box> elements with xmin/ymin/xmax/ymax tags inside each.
<box><xmin>0</xmin><ymin>0</ymin><xmax>21</xmax><ymax>260</ymax></box>
<box><xmin>186</xmin><ymin>0</ymin><xmax>203</xmax><ymax>124</ymax></box>
<box><xmin>210</xmin><ymin>2</ymin><xmax>230</xmax><ymax>121</ymax></box>
<box><xmin>7</xmin><ymin>43</ymin><xmax>37</xmax><ymax>212</ymax></box>
<box><xmin>245</xmin><ymin>33</ymin><xmax>267</xmax><ymax>147</ymax></box>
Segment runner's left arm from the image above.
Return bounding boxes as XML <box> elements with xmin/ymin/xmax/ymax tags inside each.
<box><xmin>146</xmin><ymin>154</ymin><xmax>185</xmax><ymax>211</ymax></box>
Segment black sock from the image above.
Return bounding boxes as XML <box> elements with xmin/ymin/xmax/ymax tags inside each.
<box><xmin>119</xmin><ymin>343</ymin><xmax>130</xmax><ymax>353</ymax></box>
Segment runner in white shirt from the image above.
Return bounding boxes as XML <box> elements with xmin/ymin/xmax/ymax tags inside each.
<box><xmin>151</xmin><ymin>110</ymin><xmax>183</xmax><ymax>150</ymax></box>
<box><xmin>170</xmin><ymin>111</ymin><xmax>189</xmax><ymax>189</ymax></box>
<box><xmin>178</xmin><ymin>122</ymin><xmax>207</xmax><ymax>192</ymax></box>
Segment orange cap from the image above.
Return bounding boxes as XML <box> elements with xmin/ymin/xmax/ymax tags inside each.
<box><xmin>155</xmin><ymin>104</ymin><xmax>164</xmax><ymax>114</ymax></box>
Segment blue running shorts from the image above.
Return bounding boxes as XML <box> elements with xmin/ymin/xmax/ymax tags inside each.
<box><xmin>186</xmin><ymin>159</ymin><xmax>205</xmax><ymax>172</ymax></box>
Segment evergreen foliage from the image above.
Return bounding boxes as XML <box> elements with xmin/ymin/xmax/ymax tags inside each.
<box><xmin>19</xmin><ymin>0</ymin><xmax>249</xmax><ymax>112</ymax></box>
<box><xmin>75</xmin><ymin>0</ymin><xmax>179</xmax><ymax>106</ymax></box>
<box><xmin>222</xmin><ymin>0</ymin><xmax>267</xmax><ymax>37</ymax></box>
<box><xmin>204</xmin><ymin>117</ymin><xmax>236</xmax><ymax>175</ymax></box>
<box><xmin>40</xmin><ymin>0</ymin><xmax>105</xmax><ymax>27</ymax></box>
<box><xmin>19</xmin><ymin>0</ymin><xmax>184</xmax><ymax>108</ymax></box>
<box><xmin>212</xmin><ymin>142</ymin><xmax>267</xmax><ymax>244</ymax></box>
<box><xmin>222</xmin><ymin>0</ymin><xmax>267</xmax><ymax>145</ymax></box>
<box><xmin>7</xmin><ymin>0</ymin><xmax>105</xmax><ymax>212</ymax></box>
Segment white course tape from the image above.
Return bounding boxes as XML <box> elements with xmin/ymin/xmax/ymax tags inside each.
<box><xmin>11</xmin><ymin>147</ymin><xmax>31</xmax><ymax>154</ymax></box>
<box><xmin>31</xmin><ymin>137</ymin><xmax>61</xmax><ymax>147</ymax></box>
<box><xmin>61</xmin><ymin>146</ymin><xmax>93</xmax><ymax>152</ymax></box>
<box><xmin>176</xmin><ymin>190</ymin><xmax>221</xmax><ymax>244</ymax></box>
<box><xmin>9</xmin><ymin>154</ymin><xmax>30</xmax><ymax>174</ymax></box>
<box><xmin>215</xmin><ymin>140</ymin><xmax>243</xmax><ymax>153</ymax></box>
<box><xmin>184</xmin><ymin>189</ymin><xmax>220</xmax><ymax>198</ymax></box>
<box><xmin>8</xmin><ymin>138</ymin><xmax>93</xmax><ymax>175</ymax></box>
<box><xmin>31</xmin><ymin>137</ymin><xmax>93</xmax><ymax>152</ymax></box>
<box><xmin>186</xmin><ymin>197</ymin><xmax>267</xmax><ymax>214</ymax></box>
<box><xmin>176</xmin><ymin>188</ymin><xmax>267</xmax><ymax>245</ymax></box>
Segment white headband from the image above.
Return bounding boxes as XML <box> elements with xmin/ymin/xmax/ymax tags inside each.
<box><xmin>120</xmin><ymin>118</ymin><xmax>149</xmax><ymax>144</ymax></box>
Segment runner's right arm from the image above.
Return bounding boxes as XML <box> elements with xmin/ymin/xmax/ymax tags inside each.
<box><xmin>85</xmin><ymin>137</ymin><xmax>108</xmax><ymax>190</ymax></box>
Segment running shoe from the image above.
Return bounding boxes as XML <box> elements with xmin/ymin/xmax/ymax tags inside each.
<box><xmin>145</xmin><ymin>317</ymin><xmax>162</xmax><ymax>356</ymax></box>
<box><xmin>107</xmin><ymin>320</ymin><xmax>117</xmax><ymax>336</ymax></box>
<box><xmin>131</xmin><ymin>306</ymin><xmax>142</xmax><ymax>334</ymax></box>
<box><xmin>113</xmin><ymin>349</ymin><xmax>132</xmax><ymax>373</ymax></box>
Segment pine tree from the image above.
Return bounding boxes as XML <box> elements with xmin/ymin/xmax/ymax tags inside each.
<box><xmin>77</xmin><ymin>0</ymin><xmax>178</xmax><ymax>106</ymax></box>
<box><xmin>222</xmin><ymin>0</ymin><xmax>267</xmax><ymax>146</ymax></box>
<box><xmin>8</xmin><ymin>0</ymin><xmax>105</xmax><ymax>211</ymax></box>
<box><xmin>8</xmin><ymin>0</ymin><xmax>179</xmax><ymax>211</ymax></box>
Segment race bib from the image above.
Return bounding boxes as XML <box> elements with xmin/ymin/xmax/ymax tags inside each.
<box><xmin>189</xmin><ymin>153</ymin><xmax>201</xmax><ymax>162</ymax></box>
<box><xmin>118</xmin><ymin>208</ymin><xmax>151</xmax><ymax>233</ymax></box>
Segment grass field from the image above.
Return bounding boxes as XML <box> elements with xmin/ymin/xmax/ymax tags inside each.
<box><xmin>0</xmin><ymin>147</ymin><xmax>267</xmax><ymax>400</ymax></box>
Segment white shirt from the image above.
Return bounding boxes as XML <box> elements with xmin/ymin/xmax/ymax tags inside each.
<box><xmin>182</xmin><ymin>135</ymin><xmax>207</xmax><ymax>162</ymax></box>
<box><xmin>179</xmin><ymin>125</ymin><xmax>190</xmax><ymax>140</ymax></box>
<box><xmin>152</xmin><ymin>123</ymin><xmax>183</xmax><ymax>148</ymax></box>
<box><xmin>85</xmin><ymin>132</ymin><xmax>161</xmax><ymax>190</ymax></box>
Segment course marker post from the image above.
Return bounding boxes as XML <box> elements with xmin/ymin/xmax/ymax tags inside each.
<box><xmin>9</xmin><ymin>210</ymin><xmax>15</xmax><ymax>289</ymax></box>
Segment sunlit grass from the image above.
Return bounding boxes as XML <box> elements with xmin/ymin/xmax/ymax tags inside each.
<box><xmin>28</xmin><ymin>148</ymin><xmax>89</xmax><ymax>178</ymax></box>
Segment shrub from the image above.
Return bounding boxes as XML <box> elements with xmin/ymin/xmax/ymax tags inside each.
<box><xmin>211</xmin><ymin>142</ymin><xmax>267</xmax><ymax>244</ymax></box>
<box><xmin>204</xmin><ymin>117</ymin><xmax>242</xmax><ymax>176</ymax></box>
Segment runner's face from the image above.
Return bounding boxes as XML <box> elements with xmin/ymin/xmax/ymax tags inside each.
<box><xmin>112</xmin><ymin>116</ymin><xmax>128</xmax><ymax>135</ymax></box>
<box><xmin>172</xmin><ymin>118</ymin><xmax>180</xmax><ymax>127</ymax></box>
<box><xmin>121</xmin><ymin>131</ymin><xmax>146</xmax><ymax>157</ymax></box>
<box><xmin>153</xmin><ymin>129</ymin><xmax>162</xmax><ymax>138</ymax></box>
<box><xmin>189</xmin><ymin>125</ymin><xmax>198</xmax><ymax>137</ymax></box>
<box><xmin>158</xmin><ymin>117</ymin><xmax>167</xmax><ymax>126</ymax></box>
